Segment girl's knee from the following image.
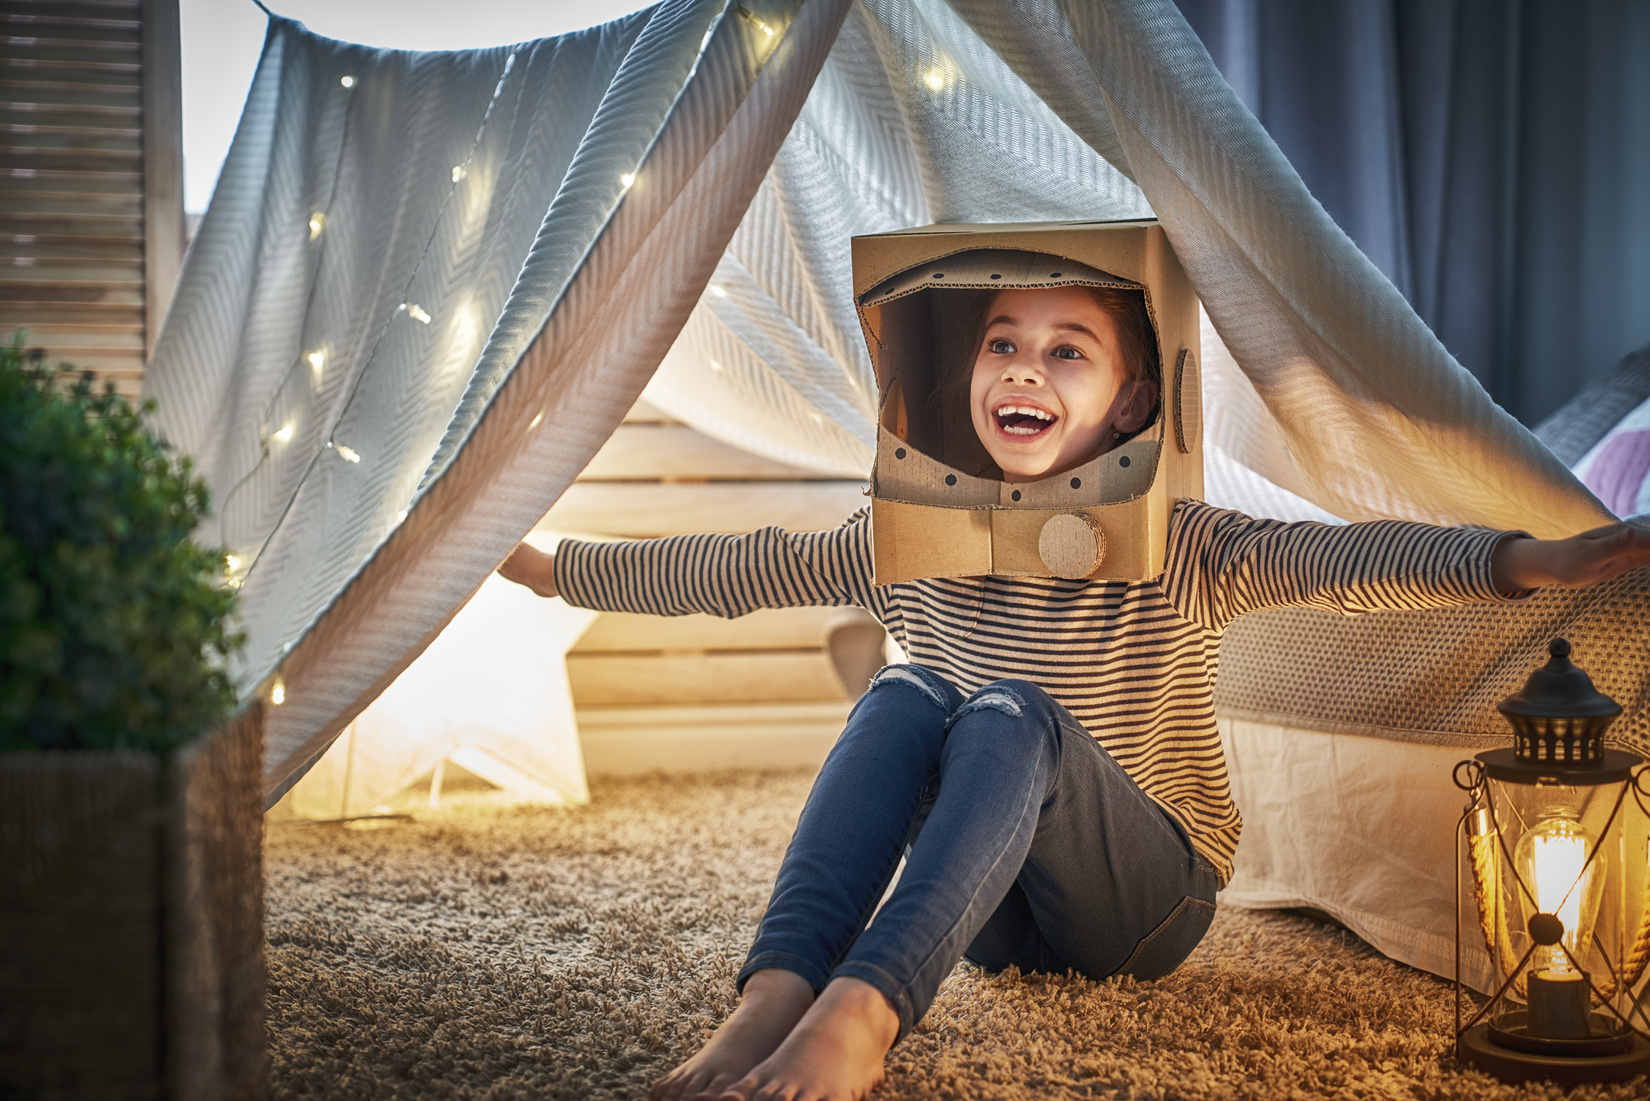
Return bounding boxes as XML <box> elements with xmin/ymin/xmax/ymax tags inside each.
<box><xmin>948</xmin><ymin>679</ymin><xmax>1067</xmax><ymax>756</ymax></box>
<box><xmin>866</xmin><ymin>663</ymin><xmax>961</xmax><ymax>714</ymax></box>
<box><xmin>952</xmin><ymin>678</ymin><xmax>1059</xmax><ymax>725</ymax></box>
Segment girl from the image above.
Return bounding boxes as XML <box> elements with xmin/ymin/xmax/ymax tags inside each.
<box><xmin>500</xmin><ymin>278</ymin><xmax>1650</xmax><ymax>1101</ymax></box>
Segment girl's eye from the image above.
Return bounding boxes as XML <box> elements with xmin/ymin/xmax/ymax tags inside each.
<box><xmin>988</xmin><ymin>338</ymin><xmax>1015</xmax><ymax>355</ymax></box>
<box><xmin>1051</xmin><ymin>344</ymin><xmax>1084</xmax><ymax>360</ymax></box>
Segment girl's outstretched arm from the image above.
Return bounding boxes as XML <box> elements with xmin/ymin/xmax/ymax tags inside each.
<box><xmin>494</xmin><ymin>510</ymin><xmax>882</xmax><ymax>621</ymax></box>
<box><xmin>1490</xmin><ymin>522</ymin><xmax>1650</xmax><ymax>594</ymax></box>
<box><xmin>1166</xmin><ymin>502</ymin><xmax>1648</xmax><ymax>634</ymax></box>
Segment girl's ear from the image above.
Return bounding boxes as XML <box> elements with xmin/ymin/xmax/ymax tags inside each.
<box><xmin>1114</xmin><ymin>379</ymin><xmax>1159</xmax><ymax>434</ymax></box>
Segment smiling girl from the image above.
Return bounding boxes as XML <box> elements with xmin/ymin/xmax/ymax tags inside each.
<box><xmin>499</xmin><ymin>271</ymin><xmax>1650</xmax><ymax>1101</ymax></box>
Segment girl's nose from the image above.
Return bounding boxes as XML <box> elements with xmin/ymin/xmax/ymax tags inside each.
<box><xmin>1004</xmin><ymin>355</ymin><xmax>1044</xmax><ymax>384</ymax></box>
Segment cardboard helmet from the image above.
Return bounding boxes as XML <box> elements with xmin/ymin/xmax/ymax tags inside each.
<box><xmin>852</xmin><ymin>220</ymin><xmax>1202</xmax><ymax>585</ymax></box>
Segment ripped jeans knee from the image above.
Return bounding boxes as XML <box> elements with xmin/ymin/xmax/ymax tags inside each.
<box><xmin>949</xmin><ymin>683</ymin><xmax>1028</xmax><ymax>723</ymax></box>
<box><xmin>867</xmin><ymin>663</ymin><xmax>958</xmax><ymax>714</ymax></box>
<box><xmin>946</xmin><ymin>680</ymin><xmax>1069</xmax><ymax>765</ymax></box>
<box><xmin>951</xmin><ymin>676</ymin><xmax>1057</xmax><ymax>722</ymax></box>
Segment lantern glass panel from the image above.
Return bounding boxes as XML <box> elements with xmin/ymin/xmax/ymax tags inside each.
<box><xmin>1465</xmin><ymin>774</ymin><xmax>1650</xmax><ymax>1045</ymax></box>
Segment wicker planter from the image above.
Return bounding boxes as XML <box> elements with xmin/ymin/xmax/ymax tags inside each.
<box><xmin>0</xmin><ymin>703</ymin><xmax>268</xmax><ymax>1101</ymax></box>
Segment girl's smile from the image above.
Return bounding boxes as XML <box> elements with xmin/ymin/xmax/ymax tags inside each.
<box><xmin>969</xmin><ymin>286</ymin><xmax>1157</xmax><ymax>484</ymax></box>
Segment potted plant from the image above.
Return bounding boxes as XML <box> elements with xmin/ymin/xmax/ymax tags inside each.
<box><xmin>0</xmin><ymin>334</ymin><xmax>267</xmax><ymax>1100</ymax></box>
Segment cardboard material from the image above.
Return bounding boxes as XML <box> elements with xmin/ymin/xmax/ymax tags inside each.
<box><xmin>852</xmin><ymin>220</ymin><xmax>1202</xmax><ymax>584</ymax></box>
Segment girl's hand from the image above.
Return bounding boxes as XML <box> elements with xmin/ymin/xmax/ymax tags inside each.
<box><xmin>497</xmin><ymin>542</ymin><xmax>558</xmax><ymax>598</ymax></box>
<box><xmin>1491</xmin><ymin>522</ymin><xmax>1650</xmax><ymax>595</ymax></box>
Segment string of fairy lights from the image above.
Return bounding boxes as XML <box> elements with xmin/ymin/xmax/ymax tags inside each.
<box><xmin>221</xmin><ymin>50</ymin><xmax>521</xmax><ymax>590</ymax></box>
<box><xmin>227</xmin><ymin>3</ymin><xmax>797</xmax><ymax>708</ymax></box>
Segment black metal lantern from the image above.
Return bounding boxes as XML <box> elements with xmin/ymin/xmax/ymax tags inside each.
<box><xmin>1454</xmin><ymin>639</ymin><xmax>1650</xmax><ymax>1086</ymax></box>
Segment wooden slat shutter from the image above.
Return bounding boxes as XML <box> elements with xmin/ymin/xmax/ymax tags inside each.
<box><xmin>1</xmin><ymin>0</ymin><xmax>184</xmax><ymax>397</ymax></box>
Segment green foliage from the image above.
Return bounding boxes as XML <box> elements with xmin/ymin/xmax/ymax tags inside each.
<box><xmin>0</xmin><ymin>333</ymin><xmax>241</xmax><ymax>753</ymax></box>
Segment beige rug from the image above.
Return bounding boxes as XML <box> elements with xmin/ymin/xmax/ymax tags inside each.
<box><xmin>266</xmin><ymin>771</ymin><xmax>1647</xmax><ymax>1100</ymax></box>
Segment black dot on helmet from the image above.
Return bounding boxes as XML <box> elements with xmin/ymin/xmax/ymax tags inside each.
<box><xmin>1050</xmin><ymin>271</ymin><xmax>1063</xmax><ymax>278</ymax></box>
<box><xmin>894</xmin><ymin>447</ymin><xmax>907</xmax><ymax>460</ymax></box>
<box><xmin>1011</xmin><ymin>489</ymin><xmax>1022</xmax><ymax>501</ymax></box>
<box><xmin>945</xmin><ymin>474</ymin><xmax>957</xmax><ymax>486</ymax></box>
<box><xmin>932</xmin><ymin>272</ymin><xmax>944</xmax><ymax>279</ymax></box>
<box><xmin>1120</xmin><ymin>456</ymin><xmax>1130</xmax><ymax>468</ymax></box>
<box><xmin>991</xmin><ymin>273</ymin><xmax>1001</xmax><ymax>280</ymax></box>
<box><xmin>1070</xmin><ymin>477</ymin><xmax>1081</xmax><ymax>489</ymax></box>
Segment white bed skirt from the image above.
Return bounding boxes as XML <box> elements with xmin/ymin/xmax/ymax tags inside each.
<box><xmin>1219</xmin><ymin>717</ymin><xmax>1499</xmax><ymax>992</ymax></box>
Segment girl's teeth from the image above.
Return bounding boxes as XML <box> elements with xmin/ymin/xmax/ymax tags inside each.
<box><xmin>996</xmin><ymin>405</ymin><xmax>1052</xmax><ymax>420</ymax></box>
<box><xmin>995</xmin><ymin>404</ymin><xmax>1055</xmax><ymax>436</ymax></box>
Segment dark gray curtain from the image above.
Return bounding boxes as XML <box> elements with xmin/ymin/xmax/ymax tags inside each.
<box><xmin>1174</xmin><ymin>0</ymin><xmax>1650</xmax><ymax>426</ymax></box>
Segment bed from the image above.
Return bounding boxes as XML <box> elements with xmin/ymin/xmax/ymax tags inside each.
<box><xmin>1217</xmin><ymin>344</ymin><xmax>1650</xmax><ymax>992</ymax></box>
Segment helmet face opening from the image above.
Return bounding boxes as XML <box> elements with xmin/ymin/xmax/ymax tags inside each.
<box><xmin>859</xmin><ymin>249</ymin><xmax>1162</xmax><ymax>481</ymax></box>
<box><xmin>851</xmin><ymin>221</ymin><xmax>1203</xmax><ymax>585</ymax></box>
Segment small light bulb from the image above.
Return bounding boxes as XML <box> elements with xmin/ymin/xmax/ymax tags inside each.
<box><xmin>340</xmin><ymin>75</ymin><xmax>356</xmax><ymax>89</ymax></box>
<box><xmin>336</xmin><ymin>444</ymin><xmax>361</xmax><ymax>463</ymax></box>
<box><xmin>735</xmin><ymin>7</ymin><xmax>776</xmax><ymax>39</ymax></box>
<box><xmin>923</xmin><ymin>68</ymin><xmax>946</xmax><ymax>92</ymax></box>
<box><xmin>272</xmin><ymin>423</ymin><xmax>294</xmax><ymax>443</ymax></box>
<box><xmin>271</xmin><ymin>680</ymin><xmax>286</xmax><ymax>705</ymax></box>
<box><xmin>620</xmin><ymin>172</ymin><xmax>635</xmax><ymax>188</ymax></box>
<box><xmin>811</xmin><ymin>412</ymin><xmax>824</xmax><ymax>425</ymax></box>
<box><xmin>396</xmin><ymin>509</ymin><xmax>408</xmax><ymax>523</ymax></box>
<box><xmin>451</xmin><ymin>164</ymin><xmax>466</xmax><ymax>183</ymax></box>
<box><xmin>528</xmin><ymin>411</ymin><xmax>544</xmax><ymax>430</ymax></box>
<box><xmin>709</xmin><ymin>359</ymin><xmax>724</xmax><ymax>372</ymax></box>
<box><xmin>405</xmin><ymin>303</ymin><xmax>431</xmax><ymax>324</ymax></box>
<box><xmin>308</xmin><ymin>213</ymin><xmax>325</xmax><ymax>240</ymax></box>
<box><xmin>307</xmin><ymin>350</ymin><xmax>325</xmax><ymax>377</ymax></box>
<box><xmin>710</xmin><ymin>285</ymin><xmax>728</xmax><ymax>298</ymax></box>
<box><xmin>225</xmin><ymin>553</ymin><xmax>241</xmax><ymax>573</ymax></box>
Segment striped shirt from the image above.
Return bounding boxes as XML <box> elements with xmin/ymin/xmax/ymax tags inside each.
<box><xmin>555</xmin><ymin>499</ymin><xmax>1520</xmax><ymax>884</ymax></box>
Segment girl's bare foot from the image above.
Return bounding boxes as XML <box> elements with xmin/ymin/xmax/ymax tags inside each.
<box><xmin>715</xmin><ymin>976</ymin><xmax>900</xmax><ymax>1101</ymax></box>
<box><xmin>651</xmin><ymin>969</ymin><xmax>816</xmax><ymax>1101</ymax></box>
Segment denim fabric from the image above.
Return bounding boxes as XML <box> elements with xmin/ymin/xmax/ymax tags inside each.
<box><xmin>738</xmin><ymin>665</ymin><xmax>1218</xmax><ymax>1040</ymax></box>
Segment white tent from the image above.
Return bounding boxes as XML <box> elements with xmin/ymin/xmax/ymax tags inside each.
<box><xmin>145</xmin><ymin>0</ymin><xmax>1643</xmax><ymax>989</ymax></box>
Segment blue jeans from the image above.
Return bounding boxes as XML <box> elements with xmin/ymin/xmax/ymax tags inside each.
<box><xmin>738</xmin><ymin>665</ymin><xmax>1218</xmax><ymax>1040</ymax></box>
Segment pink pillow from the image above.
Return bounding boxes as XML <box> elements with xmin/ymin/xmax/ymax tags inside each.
<box><xmin>1581</xmin><ymin>428</ymin><xmax>1650</xmax><ymax>517</ymax></box>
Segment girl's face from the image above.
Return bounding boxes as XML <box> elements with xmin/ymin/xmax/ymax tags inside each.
<box><xmin>968</xmin><ymin>286</ymin><xmax>1157</xmax><ymax>484</ymax></box>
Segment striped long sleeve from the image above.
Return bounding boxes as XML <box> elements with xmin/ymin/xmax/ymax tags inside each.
<box><xmin>1162</xmin><ymin>503</ymin><xmax>1526</xmax><ymax>634</ymax></box>
<box><xmin>554</xmin><ymin>514</ymin><xmax>882</xmax><ymax>619</ymax></box>
<box><xmin>553</xmin><ymin>498</ymin><xmax>1524</xmax><ymax>884</ymax></box>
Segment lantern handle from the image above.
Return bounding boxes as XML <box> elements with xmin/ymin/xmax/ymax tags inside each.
<box><xmin>1452</xmin><ymin>759</ymin><xmax>1485</xmax><ymax>792</ymax></box>
<box><xmin>1634</xmin><ymin>765</ymin><xmax>1650</xmax><ymax>799</ymax></box>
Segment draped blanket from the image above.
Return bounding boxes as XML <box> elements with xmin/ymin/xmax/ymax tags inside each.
<box><xmin>145</xmin><ymin>0</ymin><xmax>1618</xmax><ymax>802</ymax></box>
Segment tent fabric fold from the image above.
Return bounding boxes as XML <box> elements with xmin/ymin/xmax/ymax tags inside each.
<box><xmin>149</xmin><ymin>0</ymin><xmax>852</xmax><ymax>799</ymax></box>
<box><xmin>146</xmin><ymin>0</ymin><xmax>1616</xmax><ymax>805</ymax></box>
<box><xmin>960</xmin><ymin>0</ymin><xmax>1610</xmax><ymax>536</ymax></box>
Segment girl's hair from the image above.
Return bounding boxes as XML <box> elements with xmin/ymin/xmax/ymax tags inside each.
<box><xmin>1080</xmin><ymin>285</ymin><xmax>1161</xmax><ymax>390</ymax></box>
